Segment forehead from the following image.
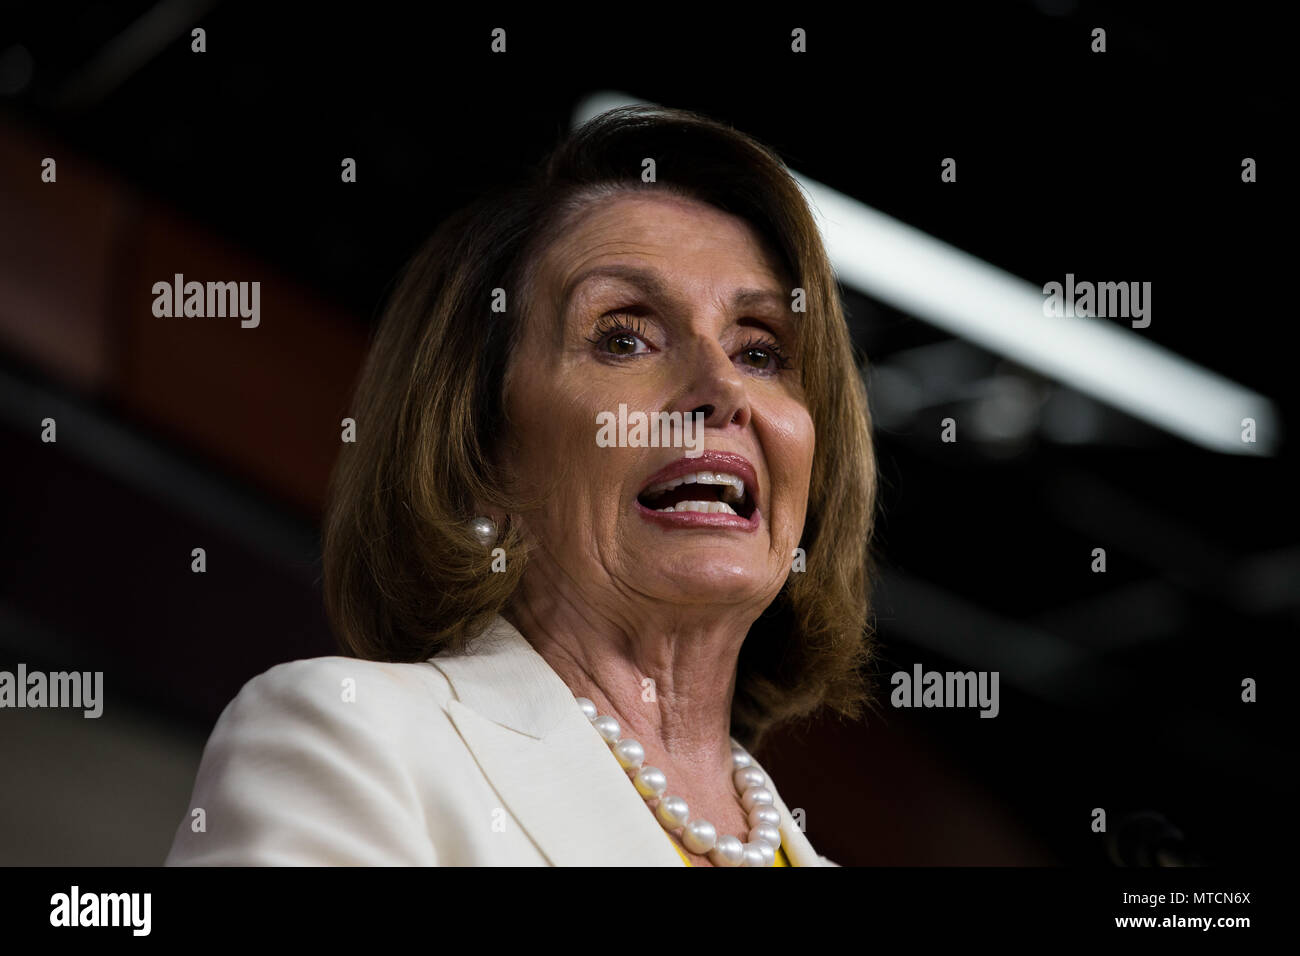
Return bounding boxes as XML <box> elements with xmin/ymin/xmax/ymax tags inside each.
<box><xmin>535</xmin><ymin>193</ymin><xmax>788</xmax><ymax>309</ymax></box>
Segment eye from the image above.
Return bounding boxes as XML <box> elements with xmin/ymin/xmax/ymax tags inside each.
<box><xmin>736</xmin><ymin>336</ymin><xmax>792</xmax><ymax>373</ymax></box>
<box><xmin>587</xmin><ymin>312</ymin><xmax>651</xmax><ymax>356</ymax></box>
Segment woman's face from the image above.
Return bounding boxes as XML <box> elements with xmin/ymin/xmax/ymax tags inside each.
<box><xmin>502</xmin><ymin>192</ymin><xmax>814</xmax><ymax>618</ymax></box>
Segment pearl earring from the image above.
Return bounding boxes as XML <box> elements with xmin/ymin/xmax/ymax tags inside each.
<box><xmin>469</xmin><ymin>515</ymin><xmax>498</xmax><ymax>546</ymax></box>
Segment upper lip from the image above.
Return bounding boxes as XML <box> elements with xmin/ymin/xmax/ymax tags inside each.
<box><xmin>636</xmin><ymin>451</ymin><xmax>760</xmax><ymax>508</ymax></box>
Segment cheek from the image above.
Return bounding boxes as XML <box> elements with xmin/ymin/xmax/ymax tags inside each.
<box><xmin>768</xmin><ymin>403</ymin><xmax>816</xmax><ymax>500</ymax></box>
<box><xmin>794</xmin><ymin>407</ymin><xmax>816</xmax><ymax>478</ymax></box>
<box><xmin>503</xmin><ymin>366</ymin><xmax>566</xmax><ymax>493</ymax></box>
<box><xmin>505</xmin><ymin>366</ymin><xmax>619</xmax><ymax>499</ymax></box>
<box><xmin>554</xmin><ymin>380</ymin><xmax>620</xmax><ymax>466</ymax></box>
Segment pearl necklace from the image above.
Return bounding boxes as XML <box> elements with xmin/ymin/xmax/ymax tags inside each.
<box><xmin>573</xmin><ymin>694</ymin><xmax>784</xmax><ymax>866</ymax></box>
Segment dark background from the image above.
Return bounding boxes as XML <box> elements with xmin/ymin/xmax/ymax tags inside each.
<box><xmin>0</xmin><ymin>1</ymin><xmax>1293</xmax><ymax>866</ymax></box>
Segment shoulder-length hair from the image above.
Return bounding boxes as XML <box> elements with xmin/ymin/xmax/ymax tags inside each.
<box><xmin>323</xmin><ymin>105</ymin><xmax>878</xmax><ymax>751</ymax></box>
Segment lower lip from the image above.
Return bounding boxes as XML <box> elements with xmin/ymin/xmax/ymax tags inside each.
<box><xmin>634</xmin><ymin>499</ymin><xmax>761</xmax><ymax>532</ymax></box>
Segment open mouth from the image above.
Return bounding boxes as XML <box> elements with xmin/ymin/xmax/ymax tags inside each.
<box><xmin>636</xmin><ymin>470</ymin><xmax>757</xmax><ymax>520</ymax></box>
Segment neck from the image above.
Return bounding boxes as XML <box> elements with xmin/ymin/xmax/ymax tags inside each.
<box><xmin>503</xmin><ymin>578</ymin><xmax>752</xmax><ymax>795</ymax></box>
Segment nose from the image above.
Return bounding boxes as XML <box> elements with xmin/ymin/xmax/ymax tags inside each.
<box><xmin>673</xmin><ymin>335</ymin><xmax>752</xmax><ymax>431</ymax></box>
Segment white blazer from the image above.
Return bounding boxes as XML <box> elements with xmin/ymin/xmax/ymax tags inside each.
<box><xmin>164</xmin><ymin>614</ymin><xmax>839</xmax><ymax>866</ymax></box>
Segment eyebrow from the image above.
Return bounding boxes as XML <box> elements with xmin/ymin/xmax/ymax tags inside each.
<box><xmin>560</xmin><ymin>264</ymin><xmax>789</xmax><ymax>316</ymax></box>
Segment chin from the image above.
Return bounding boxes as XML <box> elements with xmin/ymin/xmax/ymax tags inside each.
<box><xmin>638</xmin><ymin>551</ymin><xmax>775</xmax><ymax>605</ymax></box>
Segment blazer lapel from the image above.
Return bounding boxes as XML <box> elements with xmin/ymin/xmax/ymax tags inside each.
<box><xmin>432</xmin><ymin>615</ymin><xmax>829</xmax><ymax>866</ymax></box>
<box><xmin>433</xmin><ymin>616</ymin><xmax>683</xmax><ymax>866</ymax></box>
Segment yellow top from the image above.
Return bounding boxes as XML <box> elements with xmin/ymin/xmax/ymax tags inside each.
<box><xmin>669</xmin><ymin>835</ymin><xmax>791</xmax><ymax>866</ymax></box>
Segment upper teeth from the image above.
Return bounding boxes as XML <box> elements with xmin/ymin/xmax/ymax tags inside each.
<box><xmin>643</xmin><ymin>471</ymin><xmax>746</xmax><ymax>502</ymax></box>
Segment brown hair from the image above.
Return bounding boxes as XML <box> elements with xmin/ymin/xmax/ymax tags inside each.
<box><xmin>322</xmin><ymin>105</ymin><xmax>878</xmax><ymax>751</ymax></box>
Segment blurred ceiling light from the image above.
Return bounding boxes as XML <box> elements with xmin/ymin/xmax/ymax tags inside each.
<box><xmin>56</xmin><ymin>0</ymin><xmax>218</xmax><ymax>109</ymax></box>
<box><xmin>573</xmin><ymin>92</ymin><xmax>1281</xmax><ymax>456</ymax></box>
<box><xmin>0</xmin><ymin>45</ymin><xmax>35</xmax><ymax>97</ymax></box>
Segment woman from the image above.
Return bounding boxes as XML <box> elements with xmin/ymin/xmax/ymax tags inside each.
<box><xmin>164</xmin><ymin>105</ymin><xmax>877</xmax><ymax>866</ymax></box>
